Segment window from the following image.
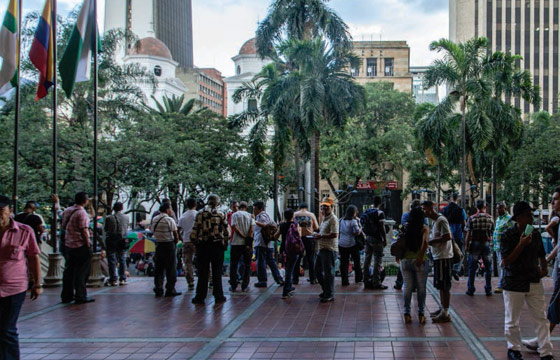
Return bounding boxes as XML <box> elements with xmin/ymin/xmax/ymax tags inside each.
<box><xmin>248</xmin><ymin>98</ymin><xmax>258</xmax><ymax>112</ymax></box>
<box><xmin>153</xmin><ymin>65</ymin><xmax>162</xmax><ymax>77</ymax></box>
<box><xmin>366</xmin><ymin>58</ymin><xmax>377</xmax><ymax>77</ymax></box>
<box><xmin>236</xmin><ymin>65</ymin><xmax>241</xmax><ymax>75</ymax></box>
<box><xmin>384</xmin><ymin>58</ymin><xmax>394</xmax><ymax>76</ymax></box>
<box><xmin>350</xmin><ymin>66</ymin><xmax>359</xmax><ymax>77</ymax></box>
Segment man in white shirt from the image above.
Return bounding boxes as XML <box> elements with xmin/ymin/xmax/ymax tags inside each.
<box><xmin>230</xmin><ymin>202</ymin><xmax>254</xmax><ymax>292</ymax></box>
<box><xmin>178</xmin><ymin>198</ymin><xmax>198</xmax><ymax>290</ymax></box>
<box><xmin>150</xmin><ymin>203</ymin><xmax>180</xmax><ymax>297</ymax></box>
<box><xmin>422</xmin><ymin>200</ymin><xmax>453</xmax><ymax>323</ymax></box>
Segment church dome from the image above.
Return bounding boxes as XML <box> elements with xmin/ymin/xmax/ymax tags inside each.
<box><xmin>130</xmin><ymin>37</ymin><xmax>173</xmax><ymax>60</ymax></box>
<box><xmin>239</xmin><ymin>38</ymin><xmax>257</xmax><ymax>55</ymax></box>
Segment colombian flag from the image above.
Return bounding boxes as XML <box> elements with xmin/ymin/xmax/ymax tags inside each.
<box><xmin>29</xmin><ymin>0</ymin><xmax>55</xmax><ymax>100</ymax></box>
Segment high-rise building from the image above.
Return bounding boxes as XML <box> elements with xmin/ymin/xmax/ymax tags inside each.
<box><xmin>104</xmin><ymin>0</ymin><xmax>193</xmax><ymax>68</ymax></box>
<box><xmin>350</xmin><ymin>41</ymin><xmax>413</xmax><ymax>93</ymax></box>
<box><xmin>176</xmin><ymin>67</ymin><xmax>227</xmax><ymax>117</ymax></box>
<box><xmin>450</xmin><ymin>0</ymin><xmax>558</xmax><ymax>113</ymax></box>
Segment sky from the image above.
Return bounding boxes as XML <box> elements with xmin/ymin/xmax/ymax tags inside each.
<box><xmin>7</xmin><ymin>0</ymin><xmax>449</xmax><ymax>77</ymax></box>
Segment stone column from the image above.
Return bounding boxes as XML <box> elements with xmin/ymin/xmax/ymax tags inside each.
<box><xmin>86</xmin><ymin>252</ymin><xmax>105</xmax><ymax>287</ymax></box>
<box><xmin>43</xmin><ymin>253</ymin><xmax>64</xmax><ymax>287</ymax></box>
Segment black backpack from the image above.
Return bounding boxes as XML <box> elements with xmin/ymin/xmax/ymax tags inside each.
<box><xmin>442</xmin><ymin>203</ymin><xmax>464</xmax><ymax>224</ymax></box>
<box><xmin>361</xmin><ymin>209</ymin><xmax>381</xmax><ymax>238</ymax></box>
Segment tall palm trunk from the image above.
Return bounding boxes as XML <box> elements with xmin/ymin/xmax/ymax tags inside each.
<box><xmin>313</xmin><ymin>131</ymin><xmax>320</xmax><ymax>215</ymax></box>
<box><xmin>294</xmin><ymin>140</ymin><xmax>304</xmax><ymax>202</ymax></box>
<box><xmin>437</xmin><ymin>162</ymin><xmax>441</xmax><ymax>210</ymax></box>
<box><xmin>460</xmin><ymin>96</ymin><xmax>467</xmax><ymax>209</ymax></box>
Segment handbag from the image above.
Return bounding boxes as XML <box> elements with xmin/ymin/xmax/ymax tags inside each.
<box><xmin>452</xmin><ymin>239</ymin><xmax>463</xmax><ymax>264</ymax></box>
<box><xmin>390</xmin><ymin>232</ymin><xmax>406</xmax><ymax>259</ymax></box>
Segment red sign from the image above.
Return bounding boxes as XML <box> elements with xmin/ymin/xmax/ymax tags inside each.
<box><xmin>356</xmin><ymin>180</ymin><xmax>400</xmax><ymax>190</ymax></box>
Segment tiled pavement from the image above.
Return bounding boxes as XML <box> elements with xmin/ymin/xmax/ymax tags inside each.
<box><xmin>16</xmin><ymin>276</ymin><xmax>560</xmax><ymax>359</ymax></box>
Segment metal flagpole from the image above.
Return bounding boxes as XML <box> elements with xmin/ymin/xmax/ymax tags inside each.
<box><xmin>12</xmin><ymin>0</ymin><xmax>22</xmax><ymax>213</ymax></box>
<box><xmin>44</xmin><ymin>0</ymin><xmax>63</xmax><ymax>287</ymax></box>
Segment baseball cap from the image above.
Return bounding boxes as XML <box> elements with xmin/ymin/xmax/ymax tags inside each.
<box><xmin>320</xmin><ymin>198</ymin><xmax>334</xmax><ymax>207</ymax></box>
<box><xmin>512</xmin><ymin>201</ymin><xmax>534</xmax><ymax>220</ymax></box>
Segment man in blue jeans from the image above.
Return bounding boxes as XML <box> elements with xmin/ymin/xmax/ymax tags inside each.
<box><xmin>465</xmin><ymin>200</ymin><xmax>495</xmax><ymax>296</ymax></box>
<box><xmin>253</xmin><ymin>201</ymin><xmax>283</xmax><ymax>287</ymax></box>
<box><xmin>0</xmin><ymin>195</ymin><xmax>43</xmax><ymax>360</ymax></box>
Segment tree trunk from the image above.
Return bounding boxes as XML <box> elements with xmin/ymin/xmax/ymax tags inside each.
<box><xmin>491</xmin><ymin>159</ymin><xmax>496</xmax><ymax>218</ymax></box>
<box><xmin>437</xmin><ymin>162</ymin><xmax>441</xmax><ymax>211</ymax></box>
<box><xmin>294</xmin><ymin>140</ymin><xmax>304</xmax><ymax>203</ymax></box>
<box><xmin>460</xmin><ymin>97</ymin><xmax>467</xmax><ymax>209</ymax></box>
<box><xmin>313</xmin><ymin>131</ymin><xmax>320</xmax><ymax>217</ymax></box>
<box><xmin>273</xmin><ymin>167</ymin><xmax>279</xmax><ymax>223</ymax></box>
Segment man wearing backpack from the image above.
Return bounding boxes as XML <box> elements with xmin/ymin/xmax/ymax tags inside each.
<box><xmin>253</xmin><ymin>201</ymin><xmax>283</xmax><ymax>288</ymax></box>
<box><xmin>361</xmin><ymin>196</ymin><xmax>388</xmax><ymax>290</ymax></box>
<box><xmin>104</xmin><ymin>202</ymin><xmax>130</xmax><ymax>286</ymax></box>
<box><xmin>441</xmin><ymin>193</ymin><xmax>467</xmax><ymax>280</ymax></box>
<box><xmin>465</xmin><ymin>200</ymin><xmax>495</xmax><ymax>296</ymax></box>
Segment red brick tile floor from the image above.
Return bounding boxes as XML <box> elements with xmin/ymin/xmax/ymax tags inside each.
<box><xmin>15</xmin><ymin>275</ymin><xmax>560</xmax><ymax>359</ymax></box>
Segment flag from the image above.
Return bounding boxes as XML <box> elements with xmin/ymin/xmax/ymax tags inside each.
<box><xmin>29</xmin><ymin>0</ymin><xmax>55</xmax><ymax>100</ymax></box>
<box><xmin>0</xmin><ymin>0</ymin><xmax>19</xmax><ymax>95</ymax></box>
<box><xmin>59</xmin><ymin>0</ymin><xmax>97</xmax><ymax>98</ymax></box>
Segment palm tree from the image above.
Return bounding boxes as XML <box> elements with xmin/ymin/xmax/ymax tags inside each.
<box><xmin>255</xmin><ymin>0</ymin><xmax>351</xmax><ymax>58</ymax></box>
<box><xmin>255</xmin><ymin>0</ymin><xmax>353</xmax><ymax>213</ymax></box>
<box><xmin>147</xmin><ymin>94</ymin><xmax>199</xmax><ymax>116</ymax></box>
<box><xmin>424</xmin><ymin>37</ymin><xmax>539</xmax><ymax>208</ymax></box>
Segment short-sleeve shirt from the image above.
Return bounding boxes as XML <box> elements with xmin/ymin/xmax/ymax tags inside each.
<box><xmin>294</xmin><ymin>210</ymin><xmax>319</xmax><ymax>237</ymax></box>
<box><xmin>500</xmin><ymin>223</ymin><xmax>546</xmax><ymax>292</ymax></box>
<box><xmin>338</xmin><ymin>219</ymin><xmax>360</xmax><ymax>248</ymax></box>
<box><xmin>150</xmin><ymin>213</ymin><xmax>177</xmax><ymax>243</ymax></box>
<box><xmin>104</xmin><ymin>213</ymin><xmax>129</xmax><ymax>237</ymax></box>
<box><xmin>0</xmin><ymin>220</ymin><xmax>40</xmax><ymax>297</ymax></box>
<box><xmin>279</xmin><ymin>221</ymin><xmax>294</xmax><ymax>254</ymax></box>
<box><xmin>190</xmin><ymin>207</ymin><xmax>229</xmax><ymax>244</ymax></box>
<box><xmin>430</xmin><ymin>215</ymin><xmax>453</xmax><ymax>260</ymax></box>
<box><xmin>231</xmin><ymin>210</ymin><xmax>254</xmax><ymax>246</ymax></box>
<box><xmin>62</xmin><ymin>205</ymin><xmax>90</xmax><ymax>248</ymax></box>
<box><xmin>254</xmin><ymin>211</ymin><xmax>273</xmax><ymax>248</ymax></box>
<box><xmin>465</xmin><ymin>212</ymin><xmax>494</xmax><ymax>242</ymax></box>
<box><xmin>14</xmin><ymin>212</ymin><xmax>44</xmax><ymax>244</ymax></box>
<box><xmin>317</xmin><ymin>213</ymin><xmax>339</xmax><ymax>252</ymax></box>
<box><xmin>177</xmin><ymin>210</ymin><xmax>198</xmax><ymax>243</ymax></box>
<box><xmin>492</xmin><ymin>213</ymin><xmax>512</xmax><ymax>251</ymax></box>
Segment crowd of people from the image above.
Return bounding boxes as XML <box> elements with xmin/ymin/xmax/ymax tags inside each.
<box><xmin>3</xmin><ymin>187</ymin><xmax>560</xmax><ymax>360</ymax></box>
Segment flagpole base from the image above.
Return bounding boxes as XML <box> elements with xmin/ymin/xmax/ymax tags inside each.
<box><xmin>43</xmin><ymin>253</ymin><xmax>64</xmax><ymax>288</ymax></box>
<box><xmin>86</xmin><ymin>252</ymin><xmax>105</xmax><ymax>288</ymax></box>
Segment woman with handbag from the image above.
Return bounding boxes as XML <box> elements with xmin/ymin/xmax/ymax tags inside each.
<box><xmin>338</xmin><ymin>205</ymin><xmax>363</xmax><ymax>286</ymax></box>
<box><xmin>400</xmin><ymin>207</ymin><xmax>429</xmax><ymax>324</ymax></box>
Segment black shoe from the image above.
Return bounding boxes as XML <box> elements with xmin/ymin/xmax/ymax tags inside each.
<box><xmin>164</xmin><ymin>290</ymin><xmax>182</xmax><ymax>297</ymax></box>
<box><xmin>372</xmin><ymin>284</ymin><xmax>388</xmax><ymax>290</ymax></box>
<box><xmin>320</xmin><ymin>296</ymin><xmax>334</xmax><ymax>303</ymax></box>
<box><xmin>394</xmin><ymin>284</ymin><xmax>402</xmax><ymax>290</ymax></box>
<box><xmin>229</xmin><ymin>286</ymin><xmax>237</xmax><ymax>292</ymax></box>
<box><xmin>486</xmin><ymin>292</ymin><xmax>493</xmax><ymax>296</ymax></box>
<box><xmin>277</xmin><ymin>280</ymin><xmax>285</xmax><ymax>286</ymax></box>
<box><xmin>310</xmin><ymin>280</ymin><xmax>318</xmax><ymax>284</ymax></box>
<box><xmin>465</xmin><ymin>290</ymin><xmax>474</xmax><ymax>296</ymax></box>
<box><xmin>154</xmin><ymin>288</ymin><xmax>164</xmax><ymax>297</ymax></box>
<box><xmin>191</xmin><ymin>297</ymin><xmax>205</xmax><ymax>304</ymax></box>
<box><xmin>215</xmin><ymin>296</ymin><xmax>227</xmax><ymax>303</ymax></box>
<box><xmin>507</xmin><ymin>349</ymin><xmax>524</xmax><ymax>360</ymax></box>
<box><xmin>541</xmin><ymin>356</ymin><xmax>554</xmax><ymax>360</ymax></box>
<box><xmin>342</xmin><ymin>282</ymin><xmax>350</xmax><ymax>286</ymax></box>
<box><xmin>74</xmin><ymin>298</ymin><xmax>95</xmax><ymax>304</ymax></box>
<box><xmin>452</xmin><ymin>271</ymin><xmax>460</xmax><ymax>281</ymax></box>
<box><xmin>61</xmin><ymin>298</ymin><xmax>73</xmax><ymax>304</ymax></box>
<box><xmin>241</xmin><ymin>286</ymin><xmax>249</xmax><ymax>292</ymax></box>
<box><xmin>254</xmin><ymin>283</ymin><xmax>267</xmax><ymax>288</ymax></box>
<box><xmin>293</xmin><ymin>280</ymin><xmax>299</xmax><ymax>285</ymax></box>
<box><xmin>318</xmin><ymin>292</ymin><xmax>324</xmax><ymax>298</ymax></box>
<box><xmin>289</xmin><ymin>286</ymin><xmax>296</xmax><ymax>292</ymax></box>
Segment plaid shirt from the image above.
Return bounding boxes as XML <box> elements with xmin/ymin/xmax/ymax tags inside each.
<box><xmin>62</xmin><ymin>205</ymin><xmax>90</xmax><ymax>248</ymax></box>
<box><xmin>465</xmin><ymin>212</ymin><xmax>494</xmax><ymax>242</ymax></box>
<box><xmin>190</xmin><ymin>206</ymin><xmax>229</xmax><ymax>245</ymax></box>
<box><xmin>492</xmin><ymin>213</ymin><xmax>512</xmax><ymax>251</ymax></box>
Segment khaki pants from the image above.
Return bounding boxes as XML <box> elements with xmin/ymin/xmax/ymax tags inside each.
<box><xmin>183</xmin><ymin>242</ymin><xmax>195</xmax><ymax>285</ymax></box>
<box><xmin>503</xmin><ymin>281</ymin><xmax>553</xmax><ymax>357</ymax></box>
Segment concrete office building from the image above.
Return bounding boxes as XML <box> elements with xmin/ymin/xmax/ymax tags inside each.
<box><xmin>104</xmin><ymin>0</ymin><xmax>194</xmax><ymax>68</ymax></box>
<box><xmin>450</xmin><ymin>0</ymin><xmax>559</xmax><ymax>113</ymax></box>
<box><xmin>350</xmin><ymin>41</ymin><xmax>413</xmax><ymax>93</ymax></box>
<box><xmin>177</xmin><ymin>67</ymin><xmax>227</xmax><ymax>117</ymax></box>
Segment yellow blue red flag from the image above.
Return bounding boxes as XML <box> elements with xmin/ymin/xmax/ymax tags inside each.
<box><xmin>29</xmin><ymin>0</ymin><xmax>55</xmax><ymax>100</ymax></box>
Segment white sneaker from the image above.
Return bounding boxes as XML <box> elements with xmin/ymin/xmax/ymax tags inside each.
<box><xmin>522</xmin><ymin>339</ymin><xmax>538</xmax><ymax>352</ymax></box>
<box><xmin>119</xmin><ymin>279</ymin><xmax>127</xmax><ymax>285</ymax></box>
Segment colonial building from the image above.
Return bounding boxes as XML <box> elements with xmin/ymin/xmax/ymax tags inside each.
<box><xmin>350</xmin><ymin>41</ymin><xmax>413</xmax><ymax>93</ymax></box>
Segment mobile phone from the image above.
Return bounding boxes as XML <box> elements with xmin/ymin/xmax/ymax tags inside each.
<box><xmin>524</xmin><ymin>224</ymin><xmax>534</xmax><ymax>236</ymax></box>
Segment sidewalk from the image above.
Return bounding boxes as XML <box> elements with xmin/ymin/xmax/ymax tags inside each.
<box><xmin>17</xmin><ymin>276</ymin><xmax>560</xmax><ymax>359</ymax></box>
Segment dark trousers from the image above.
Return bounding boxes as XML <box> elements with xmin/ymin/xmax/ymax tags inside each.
<box><xmin>0</xmin><ymin>291</ymin><xmax>26</xmax><ymax>360</ymax></box>
<box><xmin>230</xmin><ymin>245</ymin><xmax>252</xmax><ymax>290</ymax></box>
<box><xmin>395</xmin><ymin>269</ymin><xmax>403</xmax><ymax>288</ymax></box>
<box><xmin>107</xmin><ymin>249</ymin><xmax>127</xmax><ymax>282</ymax></box>
<box><xmin>339</xmin><ymin>245</ymin><xmax>362</xmax><ymax>285</ymax></box>
<box><xmin>283</xmin><ymin>254</ymin><xmax>300</xmax><ymax>296</ymax></box>
<box><xmin>363</xmin><ymin>241</ymin><xmax>384</xmax><ymax>286</ymax></box>
<box><xmin>61</xmin><ymin>245</ymin><xmax>92</xmax><ymax>302</ymax></box>
<box><xmin>467</xmin><ymin>242</ymin><xmax>492</xmax><ymax>294</ymax></box>
<box><xmin>315</xmin><ymin>249</ymin><xmax>336</xmax><ymax>298</ymax></box>
<box><xmin>303</xmin><ymin>236</ymin><xmax>316</xmax><ymax>281</ymax></box>
<box><xmin>154</xmin><ymin>242</ymin><xmax>177</xmax><ymax>293</ymax></box>
<box><xmin>255</xmin><ymin>246</ymin><xmax>283</xmax><ymax>284</ymax></box>
<box><xmin>195</xmin><ymin>242</ymin><xmax>225</xmax><ymax>300</ymax></box>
